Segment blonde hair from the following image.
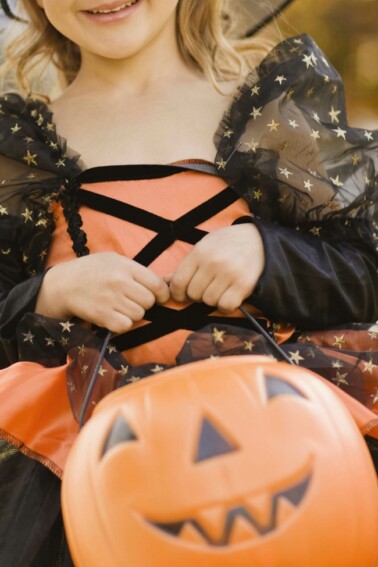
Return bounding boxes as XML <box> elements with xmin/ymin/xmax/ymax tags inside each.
<box><xmin>1</xmin><ymin>0</ymin><xmax>274</xmax><ymax>96</ymax></box>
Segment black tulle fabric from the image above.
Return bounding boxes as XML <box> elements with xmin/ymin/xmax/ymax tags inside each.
<box><xmin>0</xmin><ymin>35</ymin><xmax>378</xmax><ymax>566</ymax></box>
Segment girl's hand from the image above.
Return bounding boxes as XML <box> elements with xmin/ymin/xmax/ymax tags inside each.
<box><xmin>35</xmin><ymin>252</ymin><xmax>170</xmax><ymax>334</ymax></box>
<box><xmin>168</xmin><ymin>224</ymin><xmax>265</xmax><ymax>313</ymax></box>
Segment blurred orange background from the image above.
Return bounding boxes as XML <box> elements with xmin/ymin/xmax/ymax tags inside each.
<box><xmin>279</xmin><ymin>0</ymin><xmax>378</xmax><ymax>127</ymax></box>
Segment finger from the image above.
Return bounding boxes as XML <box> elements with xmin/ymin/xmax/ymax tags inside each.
<box><xmin>170</xmin><ymin>254</ymin><xmax>198</xmax><ymax>302</ymax></box>
<box><xmin>115</xmin><ymin>297</ymin><xmax>146</xmax><ymax>322</ymax></box>
<box><xmin>217</xmin><ymin>283</ymin><xmax>248</xmax><ymax>313</ymax></box>
<box><xmin>201</xmin><ymin>278</ymin><xmax>230</xmax><ymax>307</ymax></box>
<box><xmin>123</xmin><ymin>280</ymin><xmax>157</xmax><ymax>310</ymax></box>
<box><xmin>93</xmin><ymin>311</ymin><xmax>134</xmax><ymax>335</ymax></box>
<box><xmin>130</xmin><ymin>263</ymin><xmax>170</xmax><ymax>303</ymax></box>
<box><xmin>186</xmin><ymin>269</ymin><xmax>215</xmax><ymax>302</ymax></box>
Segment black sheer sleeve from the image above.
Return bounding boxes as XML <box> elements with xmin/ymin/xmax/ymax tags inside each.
<box><xmin>0</xmin><ymin>94</ymin><xmax>82</xmax><ymax>366</ymax></box>
<box><xmin>216</xmin><ymin>35</ymin><xmax>378</xmax><ymax>328</ymax></box>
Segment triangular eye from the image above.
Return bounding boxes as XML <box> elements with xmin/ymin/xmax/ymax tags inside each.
<box><xmin>195</xmin><ymin>418</ymin><xmax>238</xmax><ymax>463</ymax></box>
<box><xmin>265</xmin><ymin>375</ymin><xmax>306</xmax><ymax>400</ymax></box>
<box><xmin>102</xmin><ymin>415</ymin><xmax>138</xmax><ymax>457</ymax></box>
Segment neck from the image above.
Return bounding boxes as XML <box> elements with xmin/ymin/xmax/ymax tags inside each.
<box><xmin>68</xmin><ymin>17</ymin><xmax>195</xmax><ymax>97</ymax></box>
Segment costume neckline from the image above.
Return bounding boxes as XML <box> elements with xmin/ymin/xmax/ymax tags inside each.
<box><xmin>19</xmin><ymin>34</ymin><xmax>314</xmax><ymax>176</ymax></box>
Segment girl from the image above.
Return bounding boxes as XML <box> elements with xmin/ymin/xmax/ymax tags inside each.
<box><xmin>0</xmin><ymin>0</ymin><xmax>377</xmax><ymax>565</ymax></box>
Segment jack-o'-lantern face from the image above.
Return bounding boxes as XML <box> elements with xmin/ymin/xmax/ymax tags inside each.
<box><xmin>62</xmin><ymin>356</ymin><xmax>378</xmax><ymax>567</ymax></box>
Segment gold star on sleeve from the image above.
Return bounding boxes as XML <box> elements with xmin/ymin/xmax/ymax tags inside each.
<box><xmin>212</xmin><ymin>327</ymin><xmax>226</xmax><ymax>344</ymax></box>
<box><xmin>21</xmin><ymin>208</ymin><xmax>33</xmax><ymax>222</ymax></box>
<box><xmin>23</xmin><ymin>150</ymin><xmax>38</xmax><ymax>167</ymax></box>
<box><xmin>267</xmin><ymin>120</ymin><xmax>279</xmax><ymax>132</ymax></box>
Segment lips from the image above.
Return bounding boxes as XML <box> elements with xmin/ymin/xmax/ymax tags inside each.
<box><xmin>147</xmin><ymin>471</ymin><xmax>312</xmax><ymax>547</ymax></box>
<box><xmin>82</xmin><ymin>0</ymin><xmax>141</xmax><ymax>21</ymax></box>
<box><xmin>86</xmin><ymin>0</ymin><xmax>138</xmax><ymax>14</ymax></box>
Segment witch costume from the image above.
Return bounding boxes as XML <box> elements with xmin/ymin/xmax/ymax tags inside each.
<box><xmin>0</xmin><ymin>1</ymin><xmax>377</xmax><ymax>565</ymax></box>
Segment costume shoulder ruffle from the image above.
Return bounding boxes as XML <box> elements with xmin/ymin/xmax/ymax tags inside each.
<box><xmin>215</xmin><ymin>35</ymin><xmax>378</xmax><ymax>235</ymax></box>
<box><xmin>0</xmin><ymin>93</ymin><xmax>81</xmax><ymax>277</ymax></box>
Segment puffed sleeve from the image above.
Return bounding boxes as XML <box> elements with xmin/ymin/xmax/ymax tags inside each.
<box><xmin>0</xmin><ymin>93</ymin><xmax>81</xmax><ymax>365</ymax></box>
<box><xmin>215</xmin><ymin>35</ymin><xmax>378</xmax><ymax>329</ymax></box>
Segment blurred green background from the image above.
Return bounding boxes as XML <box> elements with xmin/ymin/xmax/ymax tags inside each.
<box><xmin>279</xmin><ymin>0</ymin><xmax>378</xmax><ymax>127</ymax></box>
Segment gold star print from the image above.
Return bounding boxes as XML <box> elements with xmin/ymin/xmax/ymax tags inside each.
<box><xmin>351</xmin><ymin>154</ymin><xmax>360</xmax><ymax>167</ymax></box>
<box><xmin>362</xmin><ymin>359</ymin><xmax>376</xmax><ymax>374</ymax></box>
<box><xmin>288</xmin><ymin>119</ymin><xmax>299</xmax><ymax>129</ymax></box>
<box><xmin>302</xmin><ymin>54</ymin><xmax>315</xmax><ymax>68</ymax></box>
<box><xmin>330</xmin><ymin>175</ymin><xmax>344</xmax><ymax>188</ymax></box>
<box><xmin>328</xmin><ymin>106</ymin><xmax>341</xmax><ymax>124</ymax></box>
<box><xmin>129</xmin><ymin>376</ymin><xmax>141</xmax><ymax>383</ymax></box>
<box><xmin>55</xmin><ymin>159</ymin><xmax>66</xmax><ymax>168</ymax></box>
<box><xmin>285</xmin><ymin>88</ymin><xmax>295</xmax><ymax>101</ymax></box>
<box><xmin>98</xmin><ymin>366</ymin><xmax>107</xmax><ymax>377</ymax></box>
<box><xmin>333</xmin><ymin>371</ymin><xmax>349</xmax><ymax>387</ymax></box>
<box><xmin>250</xmin><ymin>86</ymin><xmax>260</xmax><ymax>96</ymax></box>
<box><xmin>267</xmin><ymin>120</ymin><xmax>279</xmax><ymax>132</ymax></box>
<box><xmin>78</xmin><ymin>344</ymin><xmax>86</xmax><ymax>356</ymax></box>
<box><xmin>304</xmin><ymin>179</ymin><xmax>314</xmax><ymax>191</ymax></box>
<box><xmin>60</xmin><ymin>337</ymin><xmax>69</xmax><ymax>347</ymax></box>
<box><xmin>368</xmin><ymin>331</ymin><xmax>377</xmax><ymax>340</ymax></box>
<box><xmin>30</xmin><ymin>109</ymin><xmax>38</xmax><ymax>118</ymax></box>
<box><xmin>371</xmin><ymin>389</ymin><xmax>378</xmax><ymax>405</ymax></box>
<box><xmin>45</xmin><ymin>337</ymin><xmax>55</xmax><ymax>347</ymax></box>
<box><xmin>36</xmin><ymin>218</ymin><xmax>48</xmax><ymax>227</ymax></box>
<box><xmin>278</xmin><ymin>141</ymin><xmax>288</xmax><ymax>151</ymax></box>
<box><xmin>24</xmin><ymin>137</ymin><xmax>34</xmax><ymax>144</ymax></box>
<box><xmin>60</xmin><ymin>320</ymin><xmax>74</xmax><ymax>333</ymax></box>
<box><xmin>107</xmin><ymin>345</ymin><xmax>117</xmax><ymax>354</ymax></box>
<box><xmin>212</xmin><ymin>327</ymin><xmax>225</xmax><ymax>344</ymax></box>
<box><xmin>244</xmin><ymin>139</ymin><xmax>259</xmax><ymax>153</ymax></box>
<box><xmin>46</xmin><ymin>122</ymin><xmax>54</xmax><ymax>131</ymax></box>
<box><xmin>118</xmin><ymin>365</ymin><xmax>129</xmax><ymax>376</ymax></box>
<box><xmin>305</xmin><ymin>88</ymin><xmax>314</xmax><ymax>98</ymax></box>
<box><xmin>279</xmin><ymin>167</ymin><xmax>293</xmax><ymax>179</ymax></box>
<box><xmin>275</xmin><ymin>75</ymin><xmax>287</xmax><ymax>85</ymax></box>
<box><xmin>49</xmin><ymin>141</ymin><xmax>59</xmax><ymax>150</ymax></box>
<box><xmin>364</xmin><ymin>176</ymin><xmax>373</xmax><ymax>187</ymax></box>
<box><xmin>364</xmin><ymin>130</ymin><xmax>373</xmax><ymax>141</ymax></box>
<box><xmin>1</xmin><ymin>249</ymin><xmax>11</xmax><ymax>255</ymax></box>
<box><xmin>37</xmin><ymin>114</ymin><xmax>44</xmax><ymax>126</ymax></box>
<box><xmin>23</xmin><ymin>150</ymin><xmax>38</xmax><ymax>167</ymax></box>
<box><xmin>309</xmin><ymin>226</ymin><xmax>321</xmax><ymax>236</ymax></box>
<box><xmin>21</xmin><ymin>208</ymin><xmax>33</xmax><ymax>222</ymax></box>
<box><xmin>331</xmin><ymin>85</ymin><xmax>338</xmax><ymax>94</ymax></box>
<box><xmin>22</xmin><ymin>331</ymin><xmax>34</xmax><ymax>344</ymax></box>
<box><xmin>243</xmin><ymin>341</ymin><xmax>254</xmax><ymax>352</ymax></box>
<box><xmin>151</xmin><ymin>365</ymin><xmax>164</xmax><ymax>373</ymax></box>
<box><xmin>10</xmin><ymin>123</ymin><xmax>22</xmax><ymax>134</ymax></box>
<box><xmin>333</xmin><ymin>127</ymin><xmax>347</xmax><ymax>140</ymax></box>
<box><xmin>312</xmin><ymin>112</ymin><xmax>321</xmax><ymax>124</ymax></box>
<box><xmin>253</xmin><ymin>189</ymin><xmax>262</xmax><ymax>201</ymax></box>
<box><xmin>310</xmin><ymin>129</ymin><xmax>320</xmax><ymax>140</ymax></box>
<box><xmin>81</xmin><ymin>364</ymin><xmax>89</xmax><ymax>376</ymax></box>
<box><xmin>0</xmin><ymin>205</ymin><xmax>8</xmax><ymax>216</ymax></box>
<box><xmin>216</xmin><ymin>159</ymin><xmax>227</xmax><ymax>170</ymax></box>
<box><xmin>331</xmin><ymin>360</ymin><xmax>343</xmax><ymax>369</ymax></box>
<box><xmin>289</xmin><ymin>350</ymin><xmax>304</xmax><ymax>365</ymax></box>
<box><xmin>223</xmin><ymin>129</ymin><xmax>234</xmax><ymax>138</ymax></box>
<box><xmin>250</xmin><ymin>106</ymin><xmax>263</xmax><ymax>120</ymax></box>
<box><xmin>333</xmin><ymin>335</ymin><xmax>346</xmax><ymax>349</ymax></box>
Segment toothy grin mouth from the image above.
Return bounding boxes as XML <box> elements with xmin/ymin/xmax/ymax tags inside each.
<box><xmin>147</xmin><ymin>470</ymin><xmax>312</xmax><ymax>547</ymax></box>
<box><xmin>87</xmin><ymin>0</ymin><xmax>139</xmax><ymax>14</ymax></box>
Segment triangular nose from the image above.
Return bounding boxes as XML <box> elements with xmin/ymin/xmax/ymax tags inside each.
<box><xmin>195</xmin><ymin>418</ymin><xmax>238</xmax><ymax>462</ymax></box>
